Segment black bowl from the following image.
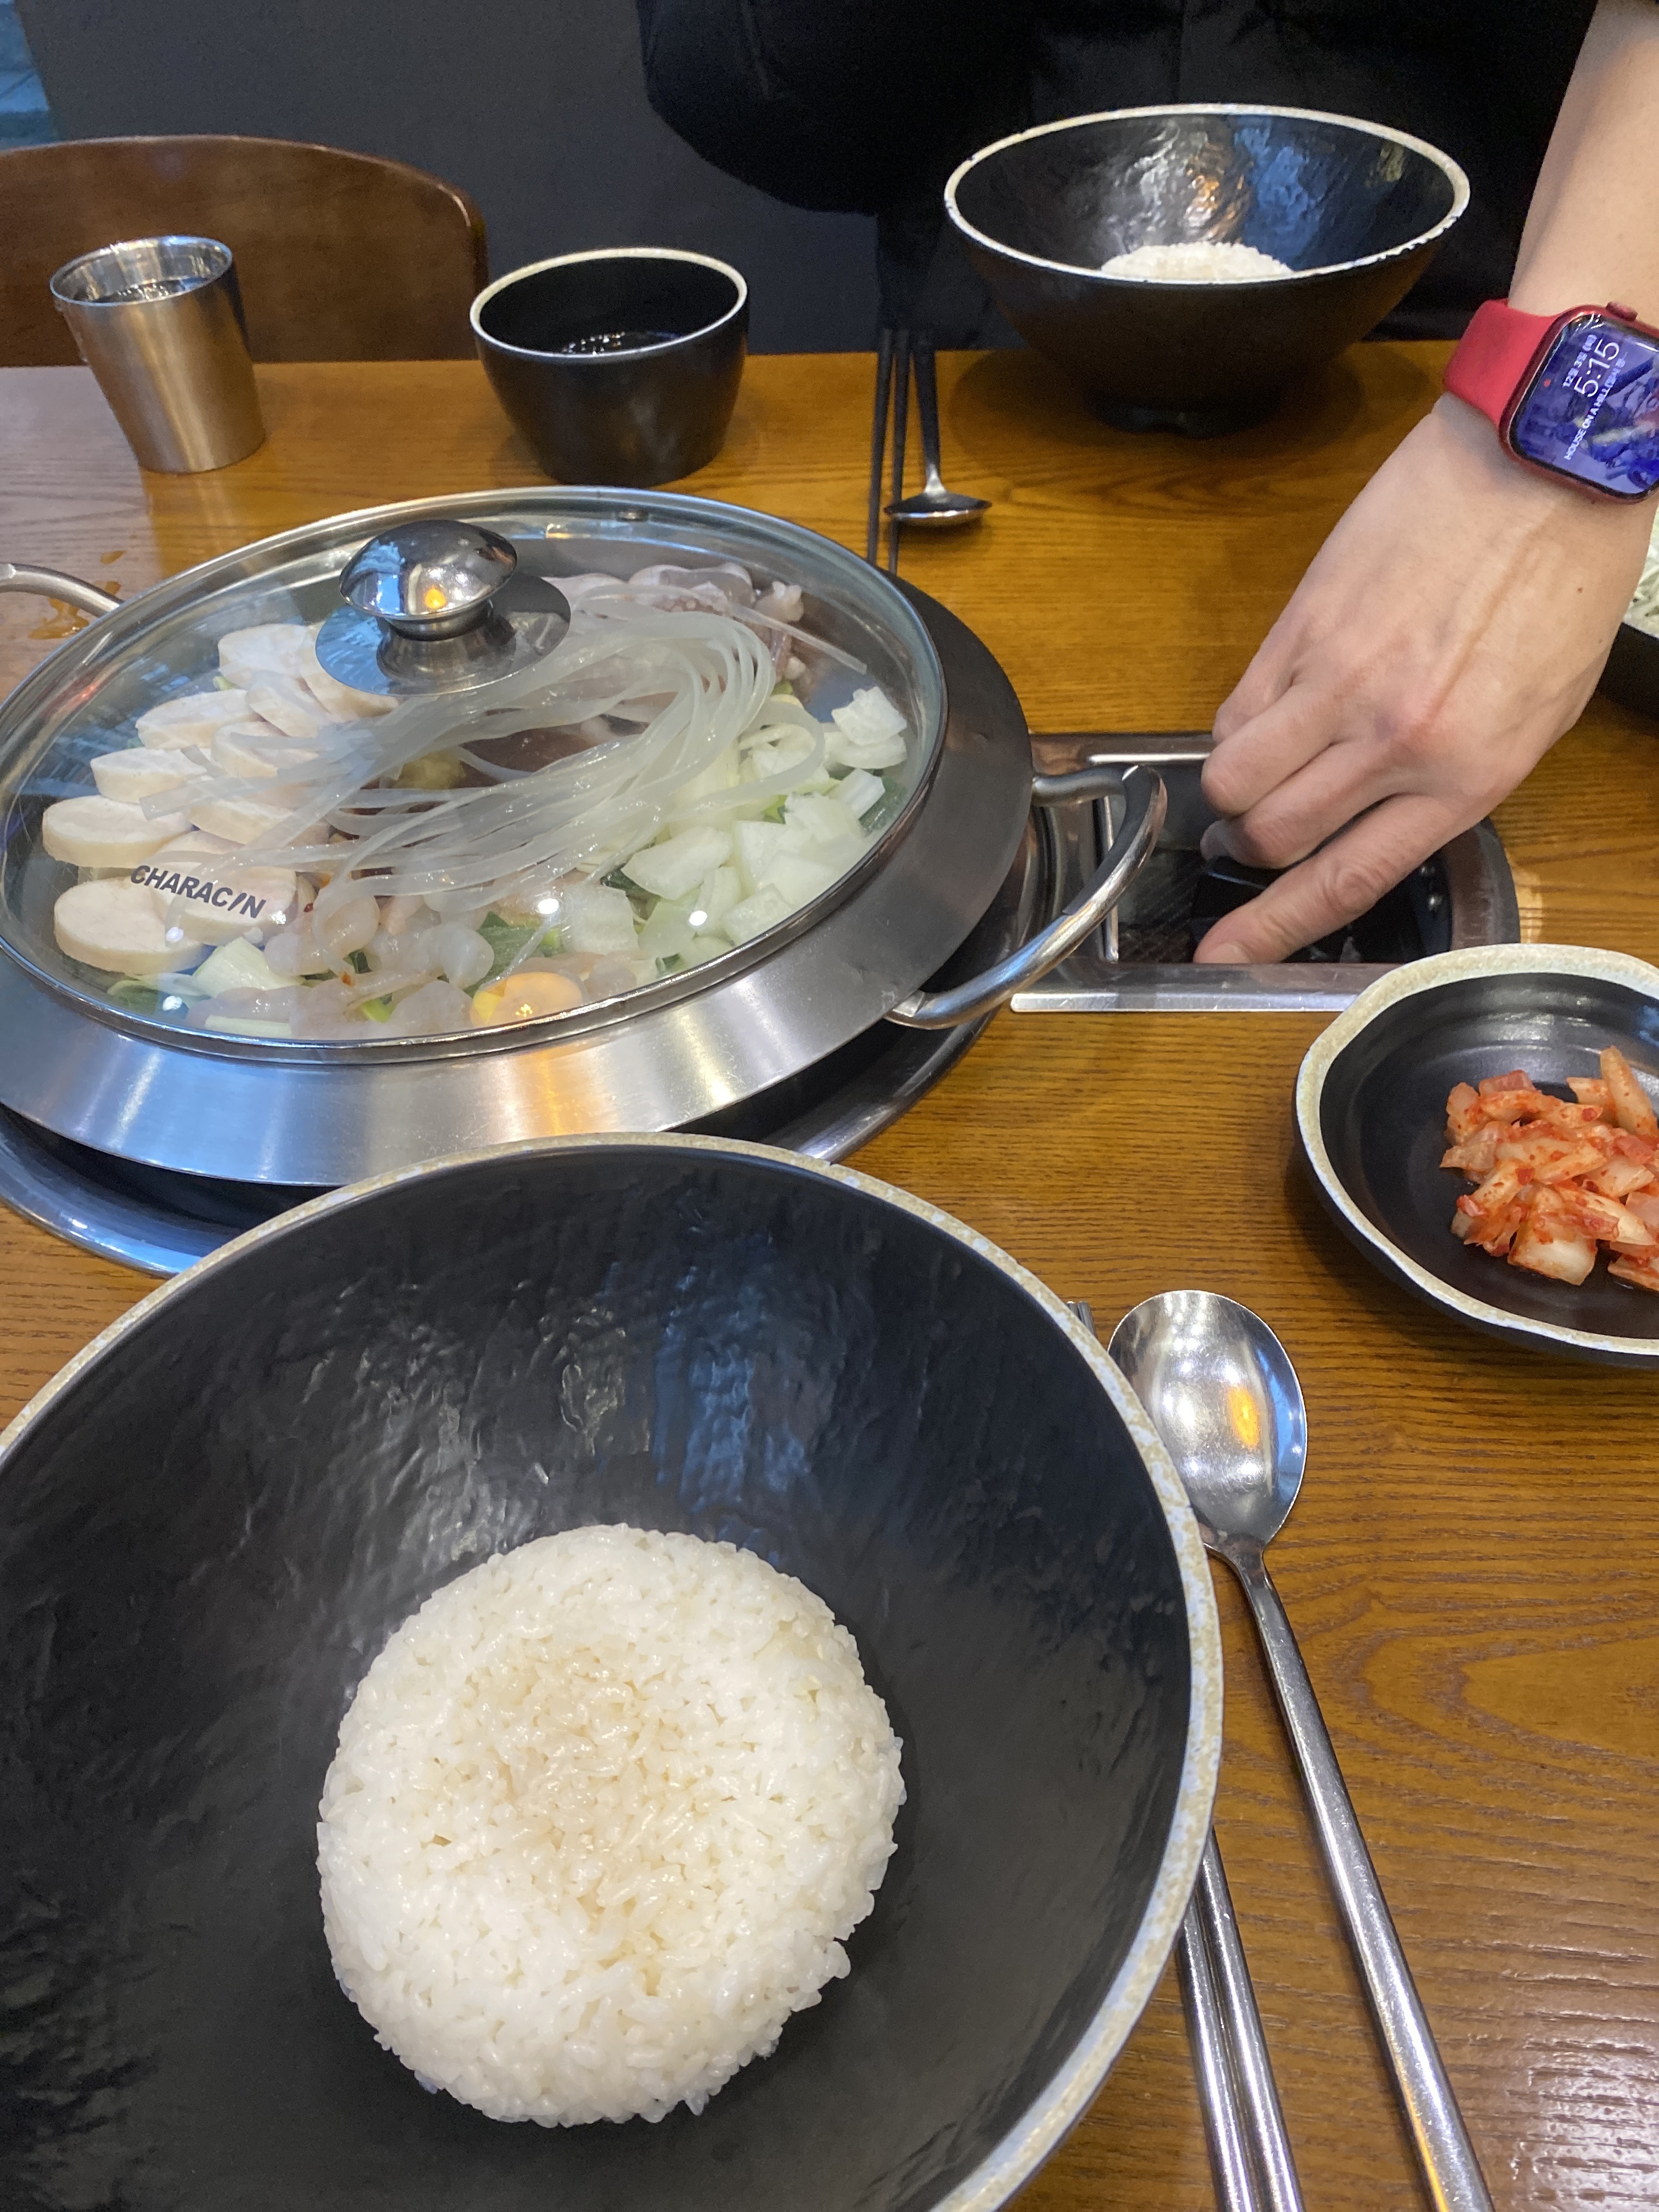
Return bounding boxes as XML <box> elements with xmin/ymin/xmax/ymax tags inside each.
<box><xmin>946</xmin><ymin>105</ymin><xmax>1469</xmax><ymax>435</ymax></box>
<box><xmin>0</xmin><ymin>1136</ymin><xmax>1217</xmax><ymax>2212</ymax></box>
<box><xmin>1598</xmin><ymin>615</ymin><xmax>1659</xmax><ymax>722</ymax></box>
<box><xmin>1296</xmin><ymin>946</ymin><xmax>1659</xmax><ymax>1365</ymax></box>
<box><xmin>472</xmin><ymin>248</ymin><xmax>748</xmax><ymax>484</ymax></box>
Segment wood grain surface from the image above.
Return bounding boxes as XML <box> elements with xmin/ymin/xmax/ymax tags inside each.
<box><xmin>2</xmin><ymin>347</ymin><xmax>1657</xmax><ymax>2210</ymax></box>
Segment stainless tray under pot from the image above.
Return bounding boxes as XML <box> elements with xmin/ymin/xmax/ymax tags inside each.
<box><xmin>0</xmin><ymin>489</ymin><xmax>1163</xmax><ymax>1203</ymax></box>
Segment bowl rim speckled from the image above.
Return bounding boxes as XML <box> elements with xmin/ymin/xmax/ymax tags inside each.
<box><xmin>1296</xmin><ymin>943</ymin><xmax>1659</xmax><ymax>1365</ymax></box>
<box><xmin>470</xmin><ymin>246</ymin><xmax>749</xmax><ymax>363</ymax></box>
<box><xmin>945</xmin><ymin>102</ymin><xmax>1471</xmax><ymax>287</ymax></box>
<box><xmin>0</xmin><ymin>1129</ymin><xmax>1223</xmax><ymax>2212</ymax></box>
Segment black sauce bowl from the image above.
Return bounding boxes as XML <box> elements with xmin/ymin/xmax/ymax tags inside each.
<box><xmin>472</xmin><ymin>248</ymin><xmax>748</xmax><ymax>485</ymax></box>
<box><xmin>946</xmin><ymin>105</ymin><xmax>1469</xmax><ymax>435</ymax></box>
<box><xmin>0</xmin><ymin>1134</ymin><xmax>1217</xmax><ymax>2212</ymax></box>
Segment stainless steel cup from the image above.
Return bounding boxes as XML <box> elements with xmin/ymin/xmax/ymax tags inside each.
<box><xmin>49</xmin><ymin>235</ymin><xmax>266</xmax><ymax>473</ymax></box>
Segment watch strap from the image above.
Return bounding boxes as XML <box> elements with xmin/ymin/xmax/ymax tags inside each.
<box><xmin>1443</xmin><ymin>300</ymin><xmax>1559</xmax><ymax>426</ymax></box>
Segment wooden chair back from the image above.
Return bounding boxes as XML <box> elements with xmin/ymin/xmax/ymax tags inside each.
<box><xmin>0</xmin><ymin>135</ymin><xmax>488</xmax><ymax>365</ymax></box>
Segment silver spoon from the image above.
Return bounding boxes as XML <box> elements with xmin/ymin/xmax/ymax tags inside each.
<box><xmin>884</xmin><ymin>340</ymin><xmax>990</xmax><ymax>527</ymax></box>
<box><xmin>1077</xmin><ymin>1300</ymin><xmax>1299</xmax><ymax>2211</ymax></box>
<box><xmin>1109</xmin><ymin>1291</ymin><xmax>1493</xmax><ymax>2212</ymax></box>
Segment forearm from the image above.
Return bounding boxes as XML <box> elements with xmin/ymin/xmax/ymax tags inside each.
<box><xmin>1193</xmin><ymin>0</ymin><xmax>1659</xmax><ymax>964</ymax></box>
<box><xmin>1440</xmin><ymin>0</ymin><xmax>1659</xmax><ymax>571</ymax></box>
<box><xmin>1511</xmin><ymin>0</ymin><xmax>1659</xmax><ymax>315</ymax></box>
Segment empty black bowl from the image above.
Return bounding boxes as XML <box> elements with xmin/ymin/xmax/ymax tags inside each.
<box><xmin>946</xmin><ymin>105</ymin><xmax>1469</xmax><ymax>435</ymax></box>
<box><xmin>472</xmin><ymin>248</ymin><xmax>748</xmax><ymax>484</ymax></box>
<box><xmin>0</xmin><ymin>1135</ymin><xmax>1218</xmax><ymax>2212</ymax></box>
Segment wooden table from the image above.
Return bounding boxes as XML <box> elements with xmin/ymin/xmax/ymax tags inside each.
<box><xmin>3</xmin><ymin>347</ymin><xmax>1657</xmax><ymax>2210</ymax></box>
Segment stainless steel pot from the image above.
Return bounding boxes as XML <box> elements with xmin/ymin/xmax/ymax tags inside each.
<box><xmin>0</xmin><ymin>489</ymin><xmax>1163</xmax><ymax>1188</ymax></box>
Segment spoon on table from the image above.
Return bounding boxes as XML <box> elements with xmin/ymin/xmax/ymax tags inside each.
<box><xmin>1078</xmin><ymin>1300</ymin><xmax>1302</xmax><ymax>2211</ymax></box>
<box><xmin>1109</xmin><ymin>1291</ymin><xmax>1493</xmax><ymax>2212</ymax></box>
<box><xmin>884</xmin><ymin>340</ymin><xmax>990</xmax><ymax>528</ymax></box>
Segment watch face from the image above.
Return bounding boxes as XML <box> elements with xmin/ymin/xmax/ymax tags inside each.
<box><xmin>1508</xmin><ymin>312</ymin><xmax>1659</xmax><ymax>499</ymax></box>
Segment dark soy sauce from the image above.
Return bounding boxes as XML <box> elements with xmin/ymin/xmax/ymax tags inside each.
<box><xmin>556</xmin><ymin>329</ymin><xmax>679</xmax><ymax>356</ymax></box>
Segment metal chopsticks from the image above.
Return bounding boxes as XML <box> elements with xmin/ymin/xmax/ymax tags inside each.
<box><xmin>866</xmin><ymin>327</ymin><xmax>895</xmax><ymax>568</ymax></box>
<box><xmin>1190</xmin><ymin>1831</ymin><xmax>1305</xmax><ymax>2212</ymax></box>
<box><xmin>866</xmin><ymin>324</ymin><xmax>911</xmax><ymax>575</ymax></box>
<box><xmin>886</xmin><ymin>329</ymin><xmax>911</xmax><ymax>577</ymax></box>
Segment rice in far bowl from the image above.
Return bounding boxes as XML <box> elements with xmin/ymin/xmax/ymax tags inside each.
<box><xmin>317</xmin><ymin>1523</ymin><xmax>905</xmax><ymax>2127</ymax></box>
<box><xmin>1097</xmin><ymin>240</ymin><xmax>1293</xmax><ymax>281</ymax></box>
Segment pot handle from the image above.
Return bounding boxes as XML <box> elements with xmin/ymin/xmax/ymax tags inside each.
<box><xmin>0</xmin><ymin>562</ymin><xmax>122</xmax><ymax>618</ymax></box>
<box><xmin>887</xmin><ymin>763</ymin><xmax>1166</xmax><ymax>1030</ymax></box>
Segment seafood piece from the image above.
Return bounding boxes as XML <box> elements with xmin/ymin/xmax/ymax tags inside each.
<box><xmin>625</xmin><ymin>561</ymin><xmax>757</xmax><ymax>611</ymax></box>
<box><xmin>426</xmin><ymin>922</ymin><xmax>492</xmax><ymax>990</ymax></box>
<box><xmin>263</xmin><ymin>922</ymin><xmax>334</xmax><ymax>979</ymax></box>
<box><xmin>315</xmin><ymin>895</ymin><xmax>381</xmax><ymax>963</ymax></box>
<box><xmin>757</xmin><ymin>579</ymin><xmax>804</xmax><ymax>623</ymax></box>
<box><xmin>385</xmin><ymin>979</ymin><xmax>473</xmax><ymax>1035</ymax></box>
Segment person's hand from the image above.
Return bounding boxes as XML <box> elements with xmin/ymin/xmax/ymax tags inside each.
<box><xmin>1192</xmin><ymin>394</ymin><xmax>1656</xmax><ymax>963</ymax></box>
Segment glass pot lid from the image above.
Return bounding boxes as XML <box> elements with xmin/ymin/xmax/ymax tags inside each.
<box><xmin>0</xmin><ymin>493</ymin><xmax>944</xmax><ymax>1054</ymax></box>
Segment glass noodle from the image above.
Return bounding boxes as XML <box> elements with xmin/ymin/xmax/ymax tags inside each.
<box><xmin>43</xmin><ymin>556</ymin><xmax>914</xmax><ymax>1041</ymax></box>
<box><xmin>149</xmin><ymin>607</ymin><xmax>823</xmax><ymax>929</ymax></box>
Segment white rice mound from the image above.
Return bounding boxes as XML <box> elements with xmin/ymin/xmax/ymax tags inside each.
<box><xmin>1098</xmin><ymin>240</ymin><xmax>1294</xmax><ymax>282</ymax></box>
<box><xmin>317</xmin><ymin>1523</ymin><xmax>905</xmax><ymax>2128</ymax></box>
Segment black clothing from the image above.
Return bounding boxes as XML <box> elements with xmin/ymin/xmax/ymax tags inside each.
<box><xmin>636</xmin><ymin>0</ymin><xmax>1598</xmax><ymax>342</ymax></box>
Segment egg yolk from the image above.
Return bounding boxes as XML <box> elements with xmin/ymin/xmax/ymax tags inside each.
<box><xmin>471</xmin><ymin>970</ymin><xmax>584</xmax><ymax>1025</ymax></box>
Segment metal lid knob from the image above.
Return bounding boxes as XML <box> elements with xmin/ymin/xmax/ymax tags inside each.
<box><xmin>339</xmin><ymin>520</ymin><xmax>517</xmax><ymax>641</ymax></box>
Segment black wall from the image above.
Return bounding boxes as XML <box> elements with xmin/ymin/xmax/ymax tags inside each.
<box><xmin>17</xmin><ymin>0</ymin><xmax>879</xmax><ymax>353</ymax></box>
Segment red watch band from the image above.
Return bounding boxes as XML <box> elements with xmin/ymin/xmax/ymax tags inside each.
<box><xmin>1442</xmin><ymin>299</ymin><xmax>1559</xmax><ymax>426</ymax></box>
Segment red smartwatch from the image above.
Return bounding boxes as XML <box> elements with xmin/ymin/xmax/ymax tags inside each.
<box><xmin>1443</xmin><ymin>297</ymin><xmax>1659</xmax><ymax>503</ymax></box>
